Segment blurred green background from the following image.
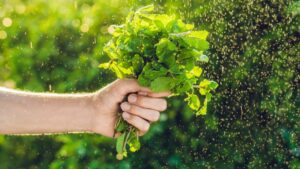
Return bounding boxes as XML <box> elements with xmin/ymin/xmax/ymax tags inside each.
<box><xmin>0</xmin><ymin>0</ymin><xmax>299</xmax><ymax>168</ymax></box>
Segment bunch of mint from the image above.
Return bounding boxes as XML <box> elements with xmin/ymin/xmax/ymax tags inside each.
<box><xmin>99</xmin><ymin>5</ymin><xmax>218</xmax><ymax>160</ymax></box>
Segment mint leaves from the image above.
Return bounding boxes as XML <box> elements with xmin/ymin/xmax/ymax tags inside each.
<box><xmin>156</xmin><ymin>38</ymin><xmax>177</xmax><ymax>67</ymax></box>
<box><xmin>150</xmin><ymin>77</ymin><xmax>175</xmax><ymax>92</ymax></box>
<box><xmin>99</xmin><ymin>4</ymin><xmax>217</xmax><ymax>159</ymax></box>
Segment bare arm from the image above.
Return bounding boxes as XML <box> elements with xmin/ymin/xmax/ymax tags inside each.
<box><xmin>0</xmin><ymin>87</ymin><xmax>94</xmax><ymax>135</ymax></box>
<box><xmin>0</xmin><ymin>79</ymin><xmax>169</xmax><ymax>137</ymax></box>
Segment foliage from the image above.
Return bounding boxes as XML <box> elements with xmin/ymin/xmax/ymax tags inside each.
<box><xmin>0</xmin><ymin>0</ymin><xmax>299</xmax><ymax>168</ymax></box>
<box><xmin>100</xmin><ymin>4</ymin><xmax>216</xmax><ymax>159</ymax></box>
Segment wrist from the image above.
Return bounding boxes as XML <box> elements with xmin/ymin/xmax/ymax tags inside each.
<box><xmin>72</xmin><ymin>93</ymin><xmax>96</xmax><ymax>133</ymax></box>
<box><xmin>89</xmin><ymin>90</ymin><xmax>115</xmax><ymax>137</ymax></box>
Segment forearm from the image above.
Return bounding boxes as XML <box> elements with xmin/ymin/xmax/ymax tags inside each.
<box><xmin>0</xmin><ymin>87</ymin><xmax>95</xmax><ymax>135</ymax></box>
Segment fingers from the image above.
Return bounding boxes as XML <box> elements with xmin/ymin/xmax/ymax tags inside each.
<box><xmin>121</xmin><ymin>102</ymin><xmax>160</xmax><ymax>122</ymax></box>
<box><xmin>118</xmin><ymin>90</ymin><xmax>168</xmax><ymax>136</ymax></box>
<box><xmin>122</xmin><ymin>112</ymin><xmax>150</xmax><ymax>134</ymax></box>
<box><xmin>127</xmin><ymin>94</ymin><xmax>167</xmax><ymax>111</ymax></box>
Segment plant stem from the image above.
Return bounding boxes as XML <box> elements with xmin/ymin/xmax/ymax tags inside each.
<box><xmin>122</xmin><ymin>126</ymin><xmax>133</xmax><ymax>153</ymax></box>
<box><xmin>193</xmin><ymin>85</ymin><xmax>200</xmax><ymax>88</ymax></box>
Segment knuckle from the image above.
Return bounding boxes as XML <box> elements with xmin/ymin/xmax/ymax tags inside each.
<box><xmin>134</xmin><ymin>95</ymin><xmax>143</xmax><ymax>105</ymax></box>
<box><xmin>129</xmin><ymin>105</ymin><xmax>137</xmax><ymax>114</ymax></box>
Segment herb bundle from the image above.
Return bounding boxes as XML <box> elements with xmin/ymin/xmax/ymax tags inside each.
<box><xmin>100</xmin><ymin>5</ymin><xmax>218</xmax><ymax>160</ymax></box>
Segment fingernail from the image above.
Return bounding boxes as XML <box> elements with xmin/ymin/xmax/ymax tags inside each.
<box><xmin>121</xmin><ymin>102</ymin><xmax>130</xmax><ymax>111</ymax></box>
<box><xmin>122</xmin><ymin>112</ymin><xmax>130</xmax><ymax>120</ymax></box>
<box><xmin>128</xmin><ymin>94</ymin><xmax>137</xmax><ymax>103</ymax></box>
<box><xmin>138</xmin><ymin>91</ymin><xmax>147</xmax><ymax>96</ymax></box>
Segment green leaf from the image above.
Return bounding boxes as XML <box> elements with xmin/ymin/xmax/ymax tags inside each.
<box><xmin>206</xmin><ymin>93</ymin><xmax>212</xmax><ymax>102</ymax></box>
<box><xmin>182</xmin><ymin>37</ymin><xmax>209</xmax><ymax>51</ymax></box>
<box><xmin>126</xmin><ymin>37</ymin><xmax>142</xmax><ymax>52</ymax></box>
<box><xmin>110</xmin><ymin>62</ymin><xmax>134</xmax><ymax>78</ymax></box>
<box><xmin>166</xmin><ymin>19</ymin><xmax>194</xmax><ymax>33</ymax></box>
<box><xmin>103</xmin><ymin>41</ymin><xmax>118</xmax><ymax>59</ymax></box>
<box><xmin>99</xmin><ymin>62</ymin><xmax>111</xmax><ymax>69</ymax></box>
<box><xmin>143</xmin><ymin>64</ymin><xmax>168</xmax><ymax>80</ymax></box>
<box><xmin>141</xmin><ymin>14</ymin><xmax>175</xmax><ymax>29</ymax></box>
<box><xmin>208</xmin><ymin>81</ymin><xmax>218</xmax><ymax>90</ymax></box>
<box><xmin>191</xmin><ymin>66</ymin><xmax>203</xmax><ymax>77</ymax></box>
<box><xmin>196</xmin><ymin>98</ymin><xmax>208</xmax><ymax>116</ymax></box>
<box><xmin>199</xmin><ymin>79</ymin><xmax>218</xmax><ymax>95</ymax></box>
<box><xmin>199</xmin><ymin>87</ymin><xmax>207</xmax><ymax>95</ymax></box>
<box><xmin>197</xmin><ymin>106</ymin><xmax>207</xmax><ymax>116</ymax></box>
<box><xmin>154</xmin><ymin>14</ymin><xmax>176</xmax><ymax>28</ymax></box>
<box><xmin>132</xmin><ymin>54</ymin><xmax>144</xmax><ymax>75</ymax></box>
<box><xmin>155</xmin><ymin>38</ymin><xmax>177</xmax><ymax>67</ymax></box>
<box><xmin>187</xmin><ymin>94</ymin><xmax>200</xmax><ymax>110</ymax></box>
<box><xmin>199</xmin><ymin>79</ymin><xmax>211</xmax><ymax>87</ymax></box>
<box><xmin>154</xmin><ymin>20</ymin><xmax>165</xmax><ymax>29</ymax></box>
<box><xmin>199</xmin><ymin>79</ymin><xmax>210</xmax><ymax>95</ymax></box>
<box><xmin>175</xmin><ymin>80</ymin><xmax>192</xmax><ymax>93</ymax></box>
<box><xmin>136</xmin><ymin>4</ymin><xmax>154</xmax><ymax>13</ymax></box>
<box><xmin>178</xmin><ymin>51</ymin><xmax>195</xmax><ymax>71</ymax></box>
<box><xmin>116</xmin><ymin>120</ymin><xmax>127</xmax><ymax>132</ymax></box>
<box><xmin>110</xmin><ymin>62</ymin><xmax>124</xmax><ymax>78</ymax></box>
<box><xmin>137</xmin><ymin>74</ymin><xmax>149</xmax><ymax>87</ymax></box>
<box><xmin>137</xmin><ymin>63</ymin><xmax>168</xmax><ymax>87</ymax></box>
<box><xmin>150</xmin><ymin>77</ymin><xmax>174</xmax><ymax>92</ymax></box>
<box><xmin>188</xmin><ymin>31</ymin><xmax>209</xmax><ymax>40</ymax></box>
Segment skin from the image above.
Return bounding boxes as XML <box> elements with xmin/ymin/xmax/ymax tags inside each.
<box><xmin>0</xmin><ymin>79</ymin><xmax>170</xmax><ymax>138</ymax></box>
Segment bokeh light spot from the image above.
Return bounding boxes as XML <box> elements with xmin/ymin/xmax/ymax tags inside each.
<box><xmin>80</xmin><ymin>23</ymin><xmax>89</xmax><ymax>32</ymax></box>
<box><xmin>2</xmin><ymin>17</ymin><xmax>12</xmax><ymax>27</ymax></box>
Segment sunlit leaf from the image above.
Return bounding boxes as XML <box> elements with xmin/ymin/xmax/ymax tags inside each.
<box><xmin>187</xmin><ymin>94</ymin><xmax>200</xmax><ymax>110</ymax></box>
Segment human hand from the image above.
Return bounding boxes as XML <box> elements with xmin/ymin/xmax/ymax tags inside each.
<box><xmin>89</xmin><ymin>79</ymin><xmax>170</xmax><ymax>137</ymax></box>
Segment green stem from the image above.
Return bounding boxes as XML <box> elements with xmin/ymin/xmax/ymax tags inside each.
<box><xmin>113</xmin><ymin>114</ymin><xmax>122</xmax><ymax>138</ymax></box>
<box><xmin>193</xmin><ymin>85</ymin><xmax>200</xmax><ymax>88</ymax></box>
<box><xmin>122</xmin><ymin>126</ymin><xmax>133</xmax><ymax>153</ymax></box>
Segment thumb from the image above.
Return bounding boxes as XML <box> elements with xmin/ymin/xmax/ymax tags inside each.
<box><xmin>114</xmin><ymin>79</ymin><xmax>151</xmax><ymax>96</ymax></box>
